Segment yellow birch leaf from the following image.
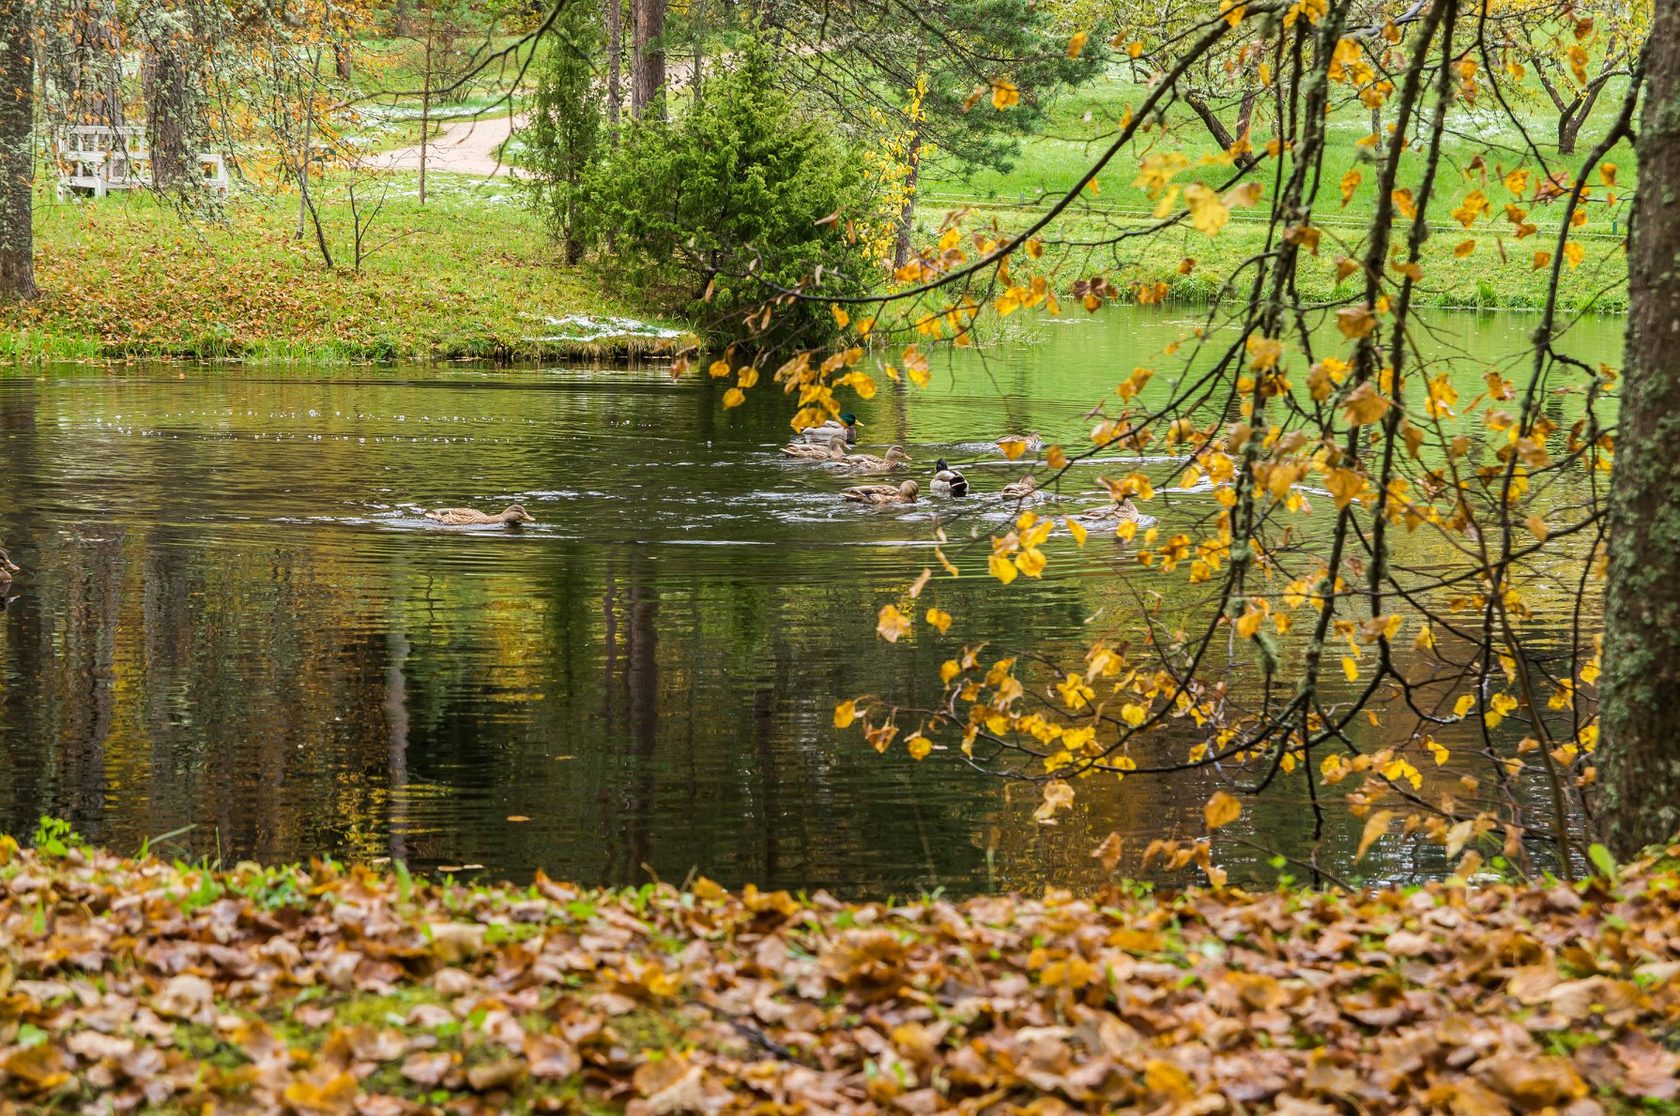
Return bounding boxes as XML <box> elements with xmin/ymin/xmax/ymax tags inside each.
<box><xmin>1342</xmin><ymin>655</ymin><xmax>1360</xmax><ymax>681</ymax></box>
<box><xmin>1068</xmin><ymin>30</ymin><xmax>1089</xmax><ymax>58</ymax></box>
<box><xmin>1356</xmin><ymin>809</ymin><xmax>1395</xmax><ymax>861</ymax></box>
<box><xmin>1067</xmin><ymin>518</ymin><xmax>1088</xmax><ymax>546</ymax></box>
<box><xmin>876</xmin><ymin>604</ymin><xmax>911</xmax><ymax>642</ymax></box>
<box><xmin>1034</xmin><ymin>779</ymin><xmax>1075</xmax><ymax>823</ymax></box>
<box><xmin>1454</xmin><ymin>239</ymin><xmax>1476</xmax><ymax>257</ymax></box>
<box><xmin>722</xmin><ymin>388</ymin><xmax>746</xmax><ymax>409</ymax></box>
<box><xmin>834</xmin><ymin>700</ymin><xmax>859</xmax><ymax>729</ymax></box>
<box><xmin>926</xmin><ymin>607</ymin><xmax>953</xmax><ymax>634</ymax></box>
<box><xmin>1204</xmin><ymin>790</ymin><xmax>1242</xmax><ymax>830</ymax></box>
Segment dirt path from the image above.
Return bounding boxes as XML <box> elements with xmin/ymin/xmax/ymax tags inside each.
<box><xmin>374</xmin><ymin>112</ymin><xmax>525</xmax><ymax>178</ymax></box>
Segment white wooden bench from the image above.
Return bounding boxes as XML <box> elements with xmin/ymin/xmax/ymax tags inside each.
<box><xmin>54</xmin><ymin>125</ymin><xmax>230</xmax><ymax>201</ymax></box>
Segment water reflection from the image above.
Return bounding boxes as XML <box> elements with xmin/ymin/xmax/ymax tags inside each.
<box><xmin>0</xmin><ymin>308</ymin><xmax>1624</xmax><ymax>894</ymax></box>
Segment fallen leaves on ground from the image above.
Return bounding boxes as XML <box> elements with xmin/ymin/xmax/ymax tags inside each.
<box><xmin>0</xmin><ymin>837</ymin><xmax>1677</xmax><ymax>1112</ymax></box>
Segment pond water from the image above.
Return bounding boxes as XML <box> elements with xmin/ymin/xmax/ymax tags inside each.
<box><xmin>0</xmin><ymin>306</ymin><xmax>1625</xmax><ymax>895</ymax></box>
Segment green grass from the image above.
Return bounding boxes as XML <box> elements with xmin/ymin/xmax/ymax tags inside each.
<box><xmin>4</xmin><ymin>173</ymin><xmax>695</xmax><ymax>364</ymax></box>
<box><xmin>917</xmin><ymin>65</ymin><xmax>1635</xmax><ymax>315</ymax></box>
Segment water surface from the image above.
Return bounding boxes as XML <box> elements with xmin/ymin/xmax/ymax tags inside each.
<box><xmin>0</xmin><ymin>306</ymin><xmax>1624</xmax><ymax>893</ymax></box>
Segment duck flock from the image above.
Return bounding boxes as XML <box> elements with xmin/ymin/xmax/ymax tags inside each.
<box><xmin>778</xmin><ymin>412</ymin><xmax>1159</xmax><ymax>530</ymax></box>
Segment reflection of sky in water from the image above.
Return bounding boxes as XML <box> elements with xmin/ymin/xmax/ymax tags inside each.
<box><xmin>0</xmin><ymin>306</ymin><xmax>1624</xmax><ymax>895</ymax></box>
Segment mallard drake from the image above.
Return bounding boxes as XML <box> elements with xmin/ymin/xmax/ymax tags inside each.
<box><xmin>841</xmin><ymin>446</ymin><xmax>912</xmax><ymax>474</ymax></box>
<box><xmin>424</xmin><ymin>504</ymin><xmax>537</xmax><ymax>527</ymax></box>
<box><xmin>843</xmin><ymin>479</ymin><xmax>919</xmax><ymax>506</ymax></box>
<box><xmin>931</xmin><ymin>459</ymin><xmax>969</xmax><ymax>497</ymax></box>
<box><xmin>781</xmin><ymin>434</ymin><xmax>849</xmax><ymax>461</ymax></box>
<box><xmin>996</xmin><ymin>432</ymin><xmax>1043</xmax><ymax>457</ymax></box>
<box><xmin>797</xmin><ymin>412</ymin><xmax>861</xmax><ymax>446</ymax></box>
<box><xmin>1001</xmin><ymin>475</ymin><xmax>1037</xmax><ymax>501</ymax></box>
<box><xmin>1073</xmin><ymin>496</ymin><xmax>1158</xmax><ymax>530</ymax></box>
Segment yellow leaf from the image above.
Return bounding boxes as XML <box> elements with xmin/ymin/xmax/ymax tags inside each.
<box><xmin>990</xmin><ymin>78</ymin><xmax>1020</xmax><ymax>110</ymax></box>
<box><xmin>1601</xmin><ymin>162</ymin><xmax>1618</xmax><ymax>186</ymax></box>
<box><xmin>709</xmin><ymin>359</ymin><xmax>731</xmax><ymax>379</ymax></box>
<box><xmin>1204</xmin><ymin>790</ymin><xmax>1242</xmax><ymax>830</ymax></box>
<box><xmin>876</xmin><ymin>604</ymin><xmax>911</xmax><ymax>642</ymax></box>
<box><xmin>1067</xmin><ymin>30</ymin><xmax>1089</xmax><ymax>58</ymax></box>
<box><xmin>722</xmin><ymin>388</ymin><xmax>746</xmax><ymax>409</ymax></box>
<box><xmin>1235</xmin><ymin>606</ymin><xmax>1264</xmax><ymax>639</ymax></box>
<box><xmin>1454</xmin><ymin>239</ymin><xmax>1476</xmax><ymax>258</ymax></box>
<box><xmin>1126</xmin><ymin>39</ymin><xmax>1143</xmax><ymax>58</ymax></box>
<box><xmin>1427</xmin><ymin>738</ymin><xmax>1450</xmax><ymax>766</ymax></box>
<box><xmin>1356</xmin><ymin>808</ymin><xmax>1394</xmax><ymax>861</ymax></box>
<box><xmin>1414</xmin><ymin>623</ymin><xmax>1435</xmax><ymax>652</ymax></box>
<box><xmin>988</xmin><ymin>552</ymin><xmax>1019</xmax><ymax>584</ymax></box>
<box><xmin>1532</xmin><ymin>250</ymin><xmax>1551</xmax><ymax>270</ymax></box>
<box><xmin>1342</xmin><ymin>655</ymin><xmax>1360</xmax><ymax>682</ymax></box>
<box><xmin>1339</xmin><ymin>167</ymin><xmax>1361</xmax><ymax>206</ymax></box>
<box><xmin>925</xmin><ymin>607</ymin><xmax>952</xmax><ymax>634</ymax></box>
<box><xmin>1184</xmin><ymin>183</ymin><xmax>1230</xmax><ymax>236</ymax></box>
<box><xmin>1033</xmin><ymin>779</ymin><xmax>1075</xmax><ymax>823</ymax></box>
<box><xmin>832</xmin><ymin>305</ymin><xmax>849</xmax><ymax>329</ymax></box>
<box><xmin>1067</xmin><ymin>518</ymin><xmax>1087</xmax><ymax>546</ymax></box>
<box><xmin>1526</xmin><ymin>514</ymin><xmax>1549</xmax><ymax>542</ymax></box>
<box><xmin>940</xmin><ymin>659</ymin><xmax>960</xmax><ymax>684</ymax></box>
<box><xmin>999</xmin><ymin>438</ymin><xmax>1026</xmax><ymax>460</ymax></box>
<box><xmin>1563</xmin><ymin>242</ymin><xmax>1583</xmax><ymax>270</ymax></box>
<box><xmin>834</xmin><ymin>700</ymin><xmax>859</xmax><ymax>729</ymax></box>
<box><xmin>1336</xmin><ymin>304</ymin><xmax>1375</xmax><ymax>338</ymax></box>
<box><xmin>1342</xmin><ymin>382</ymin><xmax>1391</xmax><ymax>426</ymax></box>
<box><xmin>1391</xmin><ymin>187</ymin><xmax>1417</xmax><ymax>219</ymax></box>
<box><xmin>906</xmin><ymin>734</ymin><xmax>932</xmax><ymax>761</ymax></box>
<box><xmin>1453</xmin><ymin>693</ymin><xmax>1476</xmax><ymax>718</ymax></box>
<box><xmin>1451</xmin><ymin>189</ymin><xmax>1490</xmax><ymax>228</ymax></box>
<box><xmin>1120</xmin><ymin>702</ymin><xmax>1147</xmax><ymax>727</ymax></box>
<box><xmin>1015</xmin><ymin>547</ymin><xmax>1047</xmax><ymax>579</ymax></box>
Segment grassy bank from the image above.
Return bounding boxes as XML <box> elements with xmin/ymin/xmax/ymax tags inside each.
<box><xmin>1</xmin><ymin>175</ymin><xmax>695</xmax><ymax>364</ymax></box>
<box><xmin>0</xmin><ymin>834</ymin><xmax>1677</xmax><ymax>1113</ymax></box>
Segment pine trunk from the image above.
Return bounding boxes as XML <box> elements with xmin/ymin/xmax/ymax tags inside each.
<box><xmin>0</xmin><ymin>0</ymin><xmax>36</xmax><ymax>300</ymax></box>
<box><xmin>630</xmin><ymin>0</ymin><xmax>665</xmax><ymax>120</ymax></box>
<box><xmin>1601</xmin><ymin>2</ymin><xmax>1680</xmax><ymax>857</ymax></box>
<box><xmin>606</xmin><ymin>0</ymin><xmax>621</xmax><ymax>132</ymax></box>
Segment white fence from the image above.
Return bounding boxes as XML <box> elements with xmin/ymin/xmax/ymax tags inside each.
<box><xmin>54</xmin><ymin>125</ymin><xmax>230</xmax><ymax>201</ymax></box>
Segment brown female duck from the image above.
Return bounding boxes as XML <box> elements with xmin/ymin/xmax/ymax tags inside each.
<box><xmin>424</xmin><ymin>504</ymin><xmax>537</xmax><ymax>527</ymax></box>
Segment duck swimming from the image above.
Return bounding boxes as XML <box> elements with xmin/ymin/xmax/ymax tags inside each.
<box><xmin>930</xmin><ymin>459</ymin><xmax>969</xmax><ymax>496</ymax></box>
<box><xmin>1000</xmin><ymin>475</ymin><xmax>1037</xmax><ymax>501</ymax></box>
<box><xmin>796</xmin><ymin>412</ymin><xmax>861</xmax><ymax>446</ymax></box>
<box><xmin>841</xmin><ymin>445</ymin><xmax>912</xmax><ymax>474</ymax></box>
<box><xmin>843</xmin><ymin>479</ymin><xmax>919</xmax><ymax>506</ymax></box>
<box><xmin>0</xmin><ymin>547</ymin><xmax>17</xmax><ymax>592</ymax></box>
<box><xmin>424</xmin><ymin>504</ymin><xmax>537</xmax><ymax>527</ymax></box>
<box><xmin>1073</xmin><ymin>496</ymin><xmax>1158</xmax><ymax>530</ymax></box>
<box><xmin>781</xmin><ymin>434</ymin><xmax>849</xmax><ymax>462</ymax></box>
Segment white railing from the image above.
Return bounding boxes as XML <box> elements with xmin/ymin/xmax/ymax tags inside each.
<box><xmin>54</xmin><ymin>125</ymin><xmax>230</xmax><ymax>201</ymax></box>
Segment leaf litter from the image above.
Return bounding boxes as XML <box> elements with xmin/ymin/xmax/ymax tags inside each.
<box><xmin>0</xmin><ymin>836</ymin><xmax>1675</xmax><ymax>1112</ymax></box>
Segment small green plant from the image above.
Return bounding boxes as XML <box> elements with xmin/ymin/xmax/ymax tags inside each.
<box><xmin>32</xmin><ymin>815</ymin><xmax>85</xmax><ymax>857</ymax></box>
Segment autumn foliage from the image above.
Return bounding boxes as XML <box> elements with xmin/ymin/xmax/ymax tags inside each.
<box><xmin>0</xmin><ymin>836</ymin><xmax>1678</xmax><ymax>1111</ymax></box>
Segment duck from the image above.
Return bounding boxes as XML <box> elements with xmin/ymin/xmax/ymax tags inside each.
<box><xmin>1000</xmin><ymin>475</ymin><xmax>1037</xmax><ymax>501</ymax></box>
<box><xmin>930</xmin><ymin>459</ymin><xmax>969</xmax><ymax>497</ymax></box>
<box><xmin>1073</xmin><ymin>496</ymin><xmax>1158</xmax><ymax>530</ymax></box>
<box><xmin>781</xmin><ymin>434</ymin><xmax>849</xmax><ymax>462</ymax></box>
<box><xmin>843</xmin><ymin>480</ymin><xmax>919</xmax><ymax>506</ymax></box>
<box><xmin>0</xmin><ymin>547</ymin><xmax>17</xmax><ymax>592</ymax></box>
<box><xmin>840</xmin><ymin>446</ymin><xmax>912</xmax><ymax>474</ymax></box>
<box><xmin>424</xmin><ymin>504</ymin><xmax>537</xmax><ymax>527</ymax></box>
<box><xmin>996</xmin><ymin>432</ymin><xmax>1043</xmax><ymax>457</ymax></box>
<box><xmin>797</xmin><ymin>412</ymin><xmax>861</xmax><ymax>446</ymax></box>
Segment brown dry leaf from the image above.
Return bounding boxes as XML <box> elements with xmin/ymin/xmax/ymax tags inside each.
<box><xmin>1203</xmin><ymin>790</ymin><xmax>1242</xmax><ymax>830</ymax></box>
<box><xmin>1091</xmin><ymin>831</ymin><xmax>1125</xmax><ymax>871</ymax></box>
<box><xmin>1355</xmin><ymin>809</ymin><xmax>1394</xmax><ymax>861</ymax></box>
<box><xmin>1034</xmin><ymin>779</ymin><xmax>1075</xmax><ymax>823</ymax></box>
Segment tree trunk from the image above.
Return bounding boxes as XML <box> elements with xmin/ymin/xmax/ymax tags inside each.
<box><xmin>334</xmin><ymin>41</ymin><xmax>351</xmax><ymax>81</ymax></box>
<box><xmin>630</xmin><ymin>0</ymin><xmax>665</xmax><ymax>120</ymax></box>
<box><xmin>419</xmin><ymin>11</ymin><xmax>432</xmax><ymax>205</ymax></box>
<box><xmin>0</xmin><ymin>0</ymin><xmax>37</xmax><ymax>300</ymax></box>
<box><xmin>1557</xmin><ymin>112</ymin><xmax>1579</xmax><ymax>156</ymax></box>
<box><xmin>891</xmin><ymin>122</ymin><xmax>922</xmax><ymax>270</ymax></box>
<box><xmin>1601</xmin><ymin>2</ymin><xmax>1680</xmax><ymax>858</ymax></box>
<box><xmin>144</xmin><ymin>36</ymin><xmax>197</xmax><ymax>192</ymax></box>
<box><xmin>606</xmin><ymin>0</ymin><xmax>621</xmax><ymax>134</ymax></box>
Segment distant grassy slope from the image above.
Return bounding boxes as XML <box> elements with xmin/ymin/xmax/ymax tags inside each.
<box><xmin>2</xmin><ymin>174</ymin><xmax>694</xmax><ymax>364</ymax></box>
<box><xmin>918</xmin><ymin>67</ymin><xmax>1635</xmax><ymax>313</ymax></box>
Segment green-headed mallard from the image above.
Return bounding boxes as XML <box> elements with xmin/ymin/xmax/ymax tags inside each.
<box><xmin>797</xmin><ymin>412</ymin><xmax>861</xmax><ymax>446</ymax></box>
<box><xmin>843</xmin><ymin>479</ymin><xmax>919</xmax><ymax>506</ymax></box>
<box><xmin>1001</xmin><ymin>475</ymin><xmax>1037</xmax><ymax>501</ymax></box>
<box><xmin>841</xmin><ymin>445</ymin><xmax>912</xmax><ymax>474</ymax></box>
<box><xmin>931</xmin><ymin>459</ymin><xmax>969</xmax><ymax>496</ymax></box>
<box><xmin>781</xmin><ymin>434</ymin><xmax>849</xmax><ymax>462</ymax></box>
<box><xmin>425</xmin><ymin>504</ymin><xmax>537</xmax><ymax>527</ymax></box>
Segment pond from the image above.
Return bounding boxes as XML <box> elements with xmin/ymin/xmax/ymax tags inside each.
<box><xmin>0</xmin><ymin>305</ymin><xmax>1625</xmax><ymax>895</ymax></box>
